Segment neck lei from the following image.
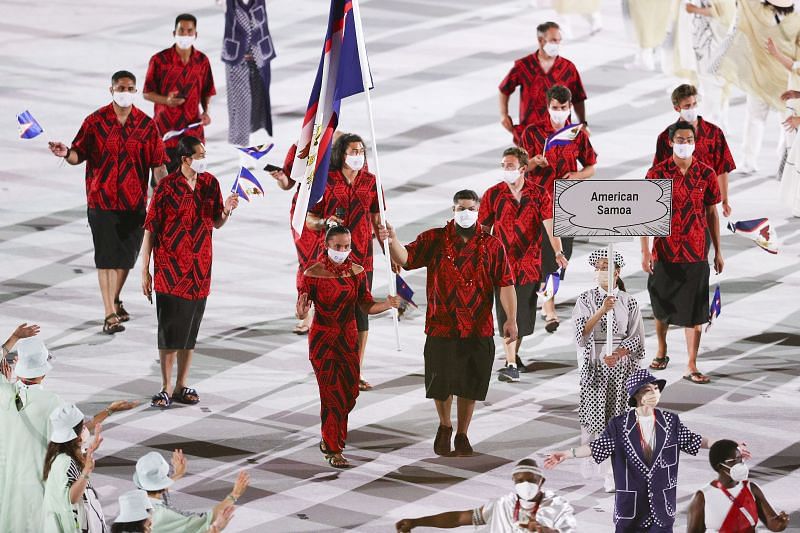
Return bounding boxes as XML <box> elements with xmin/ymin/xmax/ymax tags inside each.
<box><xmin>320</xmin><ymin>253</ymin><xmax>353</xmax><ymax>276</ymax></box>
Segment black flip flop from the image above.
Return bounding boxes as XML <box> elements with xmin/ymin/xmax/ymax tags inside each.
<box><xmin>150</xmin><ymin>390</ymin><xmax>171</xmax><ymax>409</ymax></box>
<box><xmin>173</xmin><ymin>386</ymin><xmax>200</xmax><ymax>405</ymax></box>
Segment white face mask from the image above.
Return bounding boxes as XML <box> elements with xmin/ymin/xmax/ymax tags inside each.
<box><xmin>548</xmin><ymin>108</ymin><xmax>571</xmax><ymax>125</ymax></box>
<box><xmin>679</xmin><ymin>107</ymin><xmax>698</xmax><ymax>123</ymax></box>
<box><xmin>543</xmin><ymin>42</ymin><xmax>560</xmax><ymax>57</ymax></box>
<box><xmin>327</xmin><ymin>248</ymin><xmax>351</xmax><ymax>264</ymax></box>
<box><xmin>639</xmin><ymin>388</ymin><xmax>661</xmax><ymax>407</ymax></box>
<box><xmin>345</xmin><ymin>154</ymin><xmax>365</xmax><ymax>171</ymax></box>
<box><xmin>501</xmin><ymin>169</ymin><xmax>522</xmax><ymax>184</ymax></box>
<box><xmin>189</xmin><ymin>157</ymin><xmax>207</xmax><ymax>174</ymax></box>
<box><xmin>596</xmin><ymin>270</ymin><xmax>616</xmax><ymax>289</ymax></box>
<box><xmin>454</xmin><ymin>209</ymin><xmax>479</xmax><ymax>228</ymax></box>
<box><xmin>722</xmin><ymin>462</ymin><xmax>749</xmax><ymax>482</ymax></box>
<box><xmin>673</xmin><ymin>143</ymin><xmax>695</xmax><ymax>159</ymax></box>
<box><xmin>80</xmin><ymin>426</ymin><xmax>91</xmax><ymax>451</ymax></box>
<box><xmin>112</xmin><ymin>91</ymin><xmax>136</xmax><ymax>108</ymax></box>
<box><xmin>175</xmin><ymin>35</ymin><xmax>196</xmax><ymax>50</ymax></box>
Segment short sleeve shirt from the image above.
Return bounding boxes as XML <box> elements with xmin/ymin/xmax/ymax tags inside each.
<box><xmin>71</xmin><ymin>104</ymin><xmax>169</xmax><ymax>211</ymax></box>
<box><xmin>144</xmin><ymin>46</ymin><xmax>216</xmax><ymax>149</ymax></box>
<box><xmin>478</xmin><ymin>179</ymin><xmax>553</xmax><ymax>285</ymax></box>
<box><xmin>499</xmin><ymin>53</ymin><xmax>587</xmax><ymax>128</ymax></box>
<box><xmin>653</xmin><ymin>117</ymin><xmax>736</xmax><ymax>175</ymax></box>
<box><xmin>144</xmin><ymin>170</ymin><xmax>224</xmax><ymax>300</ymax></box>
<box><xmin>404</xmin><ymin>221</ymin><xmax>515</xmax><ymax>338</ymax></box>
<box><xmin>520</xmin><ymin>120</ymin><xmax>597</xmax><ymax>196</ymax></box>
<box><xmin>646</xmin><ymin>158</ymin><xmax>721</xmax><ymax>263</ymax></box>
<box><xmin>308</xmin><ymin>170</ymin><xmax>381</xmax><ymax>272</ymax></box>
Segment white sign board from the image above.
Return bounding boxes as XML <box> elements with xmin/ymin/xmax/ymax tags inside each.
<box><xmin>553</xmin><ymin>179</ymin><xmax>672</xmax><ymax>237</ymax></box>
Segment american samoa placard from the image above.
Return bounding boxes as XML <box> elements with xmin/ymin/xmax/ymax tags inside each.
<box><xmin>553</xmin><ymin>179</ymin><xmax>672</xmax><ymax>237</ymax></box>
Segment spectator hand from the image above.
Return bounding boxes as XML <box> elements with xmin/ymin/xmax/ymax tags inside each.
<box><xmin>171</xmin><ymin>449</ymin><xmax>187</xmax><ymax>480</ymax></box>
<box><xmin>782</xmin><ymin>116</ymin><xmax>800</xmax><ymax>131</ymax></box>
<box><xmin>212</xmin><ymin>506</ymin><xmax>236</xmax><ymax>531</ymax></box>
<box><xmin>108</xmin><ymin>400</ymin><xmax>139</xmax><ymax>413</ymax></box>
<box><xmin>544</xmin><ymin>451</ymin><xmax>568</xmax><ymax>469</ymax></box>
<box><xmin>231</xmin><ymin>470</ymin><xmax>250</xmax><ymax>500</ymax></box>
<box><xmin>88</xmin><ymin>424</ymin><xmax>103</xmax><ymax>455</ymax></box>
<box><xmin>738</xmin><ymin>442</ymin><xmax>751</xmax><ymax>461</ymax></box>
<box><xmin>765</xmin><ymin>37</ymin><xmax>779</xmax><ymax>58</ymax></box>
<box><xmin>395</xmin><ymin>519</ymin><xmax>414</xmax><ymax>532</ymax></box>
<box><xmin>12</xmin><ymin>323</ymin><xmax>40</xmax><ymax>340</ymax></box>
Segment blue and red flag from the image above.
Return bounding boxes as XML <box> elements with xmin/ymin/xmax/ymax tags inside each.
<box><xmin>705</xmin><ymin>284</ymin><xmax>721</xmax><ymax>332</ymax></box>
<box><xmin>538</xmin><ymin>271</ymin><xmax>561</xmax><ymax>301</ymax></box>
<box><xmin>237</xmin><ymin>143</ymin><xmax>274</xmax><ymax>160</ymax></box>
<box><xmin>543</xmin><ymin>123</ymin><xmax>583</xmax><ymax>154</ymax></box>
<box><xmin>727</xmin><ymin>218</ymin><xmax>778</xmax><ymax>254</ymax></box>
<box><xmin>396</xmin><ymin>274</ymin><xmax>417</xmax><ymax>308</ymax></box>
<box><xmin>231</xmin><ymin>167</ymin><xmax>265</xmax><ymax>202</ymax></box>
<box><xmin>290</xmin><ymin>0</ymin><xmax>372</xmax><ymax>238</ymax></box>
<box><xmin>17</xmin><ymin>110</ymin><xmax>44</xmax><ymax>139</ymax></box>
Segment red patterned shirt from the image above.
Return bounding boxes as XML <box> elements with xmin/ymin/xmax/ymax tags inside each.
<box><xmin>499</xmin><ymin>53</ymin><xmax>587</xmax><ymax>131</ymax></box>
<box><xmin>653</xmin><ymin>117</ymin><xmax>736</xmax><ymax>175</ymax></box>
<box><xmin>144</xmin><ymin>170</ymin><xmax>223</xmax><ymax>300</ymax></box>
<box><xmin>478</xmin><ymin>179</ymin><xmax>552</xmax><ymax>285</ymax></box>
<box><xmin>520</xmin><ymin>119</ymin><xmax>597</xmax><ymax>196</ymax></box>
<box><xmin>144</xmin><ymin>46</ymin><xmax>216</xmax><ymax>149</ymax></box>
<box><xmin>71</xmin><ymin>104</ymin><xmax>168</xmax><ymax>211</ymax></box>
<box><xmin>646</xmin><ymin>158</ymin><xmax>721</xmax><ymax>263</ymax></box>
<box><xmin>308</xmin><ymin>170</ymin><xmax>382</xmax><ymax>272</ymax></box>
<box><xmin>404</xmin><ymin>221</ymin><xmax>515</xmax><ymax>338</ymax></box>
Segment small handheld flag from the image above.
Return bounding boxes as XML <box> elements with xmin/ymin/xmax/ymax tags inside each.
<box><xmin>727</xmin><ymin>218</ymin><xmax>778</xmax><ymax>254</ymax></box>
<box><xmin>543</xmin><ymin>123</ymin><xmax>583</xmax><ymax>154</ymax></box>
<box><xmin>396</xmin><ymin>275</ymin><xmax>417</xmax><ymax>308</ymax></box>
<box><xmin>231</xmin><ymin>167</ymin><xmax>265</xmax><ymax>202</ymax></box>
<box><xmin>237</xmin><ymin>143</ymin><xmax>274</xmax><ymax>160</ymax></box>
<box><xmin>162</xmin><ymin>122</ymin><xmax>202</xmax><ymax>142</ymax></box>
<box><xmin>17</xmin><ymin>110</ymin><xmax>44</xmax><ymax>139</ymax></box>
<box><xmin>538</xmin><ymin>271</ymin><xmax>561</xmax><ymax>301</ymax></box>
<box><xmin>705</xmin><ymin>284</ymin><xmax>721</xmax><ymax>332</ymax></box>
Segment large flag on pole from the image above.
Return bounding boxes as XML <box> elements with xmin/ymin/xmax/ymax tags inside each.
<box><xmin>290</xmin><ymin>0</ymin><xmax>372</xmax><ymax>238</ymax></box>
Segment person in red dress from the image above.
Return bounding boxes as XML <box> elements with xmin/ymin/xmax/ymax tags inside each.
<box><xmin>48</xmin><ymin>71</ymin><xmax>169</xmax><ymax>335</ymax></box>
<box><xmin>144</xmin><ymin>13</ymin><xmax>216</xmax><ymax>173</ymax></box>
<box><xmin>641</xmin><ymin>121</ymin><xmax>723</xmax><ymax>385</ymax></box>
<box><xmin>687</xmin><ymin>439</ymin><xmax>789</xmax><ymax>533</ymax></box>
<box><xmin>380</xmin><ymin>190</ymin><xmax>517</xmax><ymax>457</ymax></box>
<box><xmin>499</xmin><ymin>21</ymin><xmax>588</xmax><ymax>145</ymax></box>
<box><xmin>296</xmin><ymin>226</ymin><xmax>399</xmax><ymax>468</ymax></box>
<box><xmin>520</xmin><ymin>85</ymin><xmax>596</xmax><ymax>334</ymax></box>
<box><xmin>652</xmin><ymin>84</ymin><xmax>736</xmax><ymax>220</ymax></box>
<box><xmin>305</xmin><ymin>133</ymin><xmax>385</xmax><ymax>392</ymax></box>
<box><xmin>141</xmin><ymin>136</ymin><xmax>239</xmax><ymax>408</ymax></box>
<box><xmin>478</xmin><ymin>147</ymin><xmax>568</xmax><ymax>383</ymax></box>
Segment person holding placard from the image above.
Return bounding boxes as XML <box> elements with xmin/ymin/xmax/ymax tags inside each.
<box><xmin>573</xmin><ymin>249</ymin><xmax>645</xmax><ymax>492</ymax></box>
<box><xmin>521</xmin><ymin>85</ymin><xmax>596</xmax><ymax>334</ymax></box>
<box><xmin>379</xmin><ymin>191</ymin><xmax>517</xmax><ymax>457</ymax></box>
<box><xmin>479</xmin><ymin>147</ymin><xmax>568</xmax><ymax>382</ymax></box>
<box><xmin>641</xmin><ymin>120</ymin><xmax>723</xmax><ymax>384</ymax></box>
<box><xmin>653</xmin><ymin>84</ymin><xmax>736</xmax><ymax>219</ymax></box>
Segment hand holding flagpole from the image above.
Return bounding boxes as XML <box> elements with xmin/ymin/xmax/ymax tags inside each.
<box><xmin>351</xmin><ymin>0</ymin><xmax>401</xmax><ymax>350</ymax></box>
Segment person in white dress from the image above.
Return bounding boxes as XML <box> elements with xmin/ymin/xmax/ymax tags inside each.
<box><xmin>395</xmin><ymin>459</ymin><xmax>577</xmax><ymax>532</ymax></box>
<box><xmin>572</xmin><ymin>249</ymin><xmax>645</xmax><ymax>492</ymax></box>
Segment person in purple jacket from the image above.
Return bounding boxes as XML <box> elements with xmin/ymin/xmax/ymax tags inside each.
<box><xmin>543</xmin><ymin>369</ymin><xmax>750</xmax><ymax>533</ymax></box>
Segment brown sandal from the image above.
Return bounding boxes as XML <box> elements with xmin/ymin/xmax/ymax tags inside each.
<box><xmin>683</xmin><ymin>371</ymin><xmax>711</xmax><ymax>384</ymax></box>
<box><xmin>103</xmin><ymin>313</ymin><xmax>125</xmax><ymax>335</ymax></box>
<box><xmin>114</xmin><ymin>300</ymin><xmax>130</xmax><ymax>322</ymax></box>
<box><xmin>649</xmin><ymin>356</ymin><xmax>670</xmax><ymax>370</ymax></box>
<box><xmin>358</xmin><ymin>378</ymin><xmax>373</xmax><ymax>391</ymax></box>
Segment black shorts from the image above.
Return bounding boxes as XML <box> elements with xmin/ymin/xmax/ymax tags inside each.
<box><xmin>156</xmin><ymin>293</ymin><xmax>207</xmax><ymax>350</ymax></box>
<box><xmin>87</xmin><ymin>208</ymin><xmax>145</xmax><ymax>269</ymax></box>
<box><xmin>423</xmin><ymin>336</ymin><xmax>495</xmax><ymax>401</ymax></box>
<box><xmin>540</xmin><ymin>228</ymin><xmax>573</xmax><ymax>280</ymax></box>
<box><xmin>496</xmin><ymin>282</ymin><xmax>539</xmax><ymax>338</ymax></box>
<box><xmin>647</xmin><ymin>261</ymin><xmax>710</xmax><ymax>327</ymax></box>
<box><xmin>355</xmin><ymin>271</ymin><xmax>373</xmax><ymax>332</ymax></box>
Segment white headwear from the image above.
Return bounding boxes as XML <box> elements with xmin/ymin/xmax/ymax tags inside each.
<box><xmin>115</xmin><ymin>490</ymin><xmax>152</xmax><ymax>523</ymax></box>
<box><xmin>133</xmin><ymin>452</ymin><xmax>174</xmax><ymax>491</ymax></box>
<box><xmin>588</xmin><ymin>248</ymin><xmax>625</xmax><ymax>269</ymax></box>
<box><xmin>49</xmin><ymin>404</ymin><xmax>85</xmax><ymax>443</ymax></box>
<box><xmin>14</xmin><ymin>338</ymin><xmax>53</xmax><ymax>379</ymax></box>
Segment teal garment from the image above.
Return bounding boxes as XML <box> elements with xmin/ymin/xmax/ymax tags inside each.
<box><xmin>42</xmin><ymin>453</ymin><xmax>80</xmax><ymax>533</ymax></box>
<box><xmin>149</xmin><ymin>496</ymin><xmax>213</xmax><ymax>533</ymax></box>
<box><xmin>0</xmin><ymin>377</ymin><xmax>62</xmax><ymax>533</ymax></box>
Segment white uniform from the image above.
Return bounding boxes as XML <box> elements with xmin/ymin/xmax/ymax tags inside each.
<box><xmin>476</xmin><ymin>490</ymin><xmax>577</xmax><ymax>533</ymax></box>
<box><xmin>149</xmin><ymin>495</ymin><xmax>213</xmax><ymax>533</ymax></box>
<box><xmin>0</xmin><ymin>377</ymin><xmax>62</xmax><ymax>533</ymax></box>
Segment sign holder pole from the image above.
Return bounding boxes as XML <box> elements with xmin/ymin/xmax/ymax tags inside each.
<box><xmin>606</xmin><ymin>242</ymin><xmax>614</xmax><ymax>357</ymax></box>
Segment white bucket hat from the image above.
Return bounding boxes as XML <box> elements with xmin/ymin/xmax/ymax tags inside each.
<box><xmin>14</xmin><ymin>338</ymin><xmax>53</xmax><ymax>379</ymax></box>
<box><xmin>768</xmin><ymin>0</ymin><xmax>793</xmax><ymax>8</ymax></box>
<box><xmin>49</xmin><ymin>404</ymin><xmax>85</xmax><ymax>443</ymax></box>
<box><xmin>116</xmin><ymin>489</ymin><xmax>152</xmax><ymax>523</ymax></box>
<box><xmin>133</xmin><ymin>452</ymin><xmax>173</xmax><ymax>492</ymax></box>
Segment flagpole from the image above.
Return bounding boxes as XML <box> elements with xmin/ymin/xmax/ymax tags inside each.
<box><xmin>606</xmin><ymin>243</ymin><xmax>614</xmax><ymax>357</ymax></box>
<box><xmin>351</xmin><ymin>0</ymin><xmax>402</xmax><ymax>351</ymax></box>
<box><xmin>291</xmin><ymin>38</ymin><xmax>335</xmax><ymax>237</ymax></box>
